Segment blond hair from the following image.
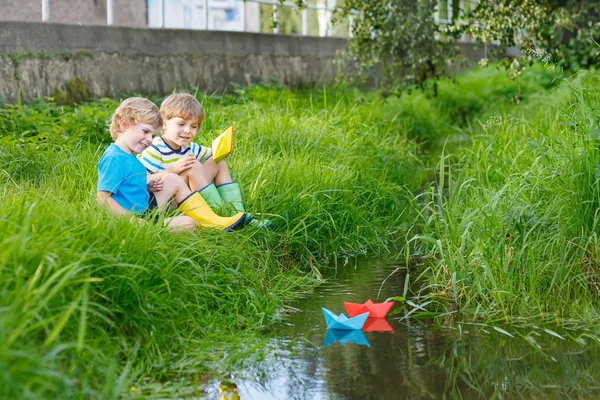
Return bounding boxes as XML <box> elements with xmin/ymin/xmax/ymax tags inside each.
<box><xmin>109</xmin><ymin>97</ymin><xmax>162</xmax><ymax>140</ymax></box>
<box><xmin>160</xmin><ymin>93</ymin><xmax>205</xmax><ymax>124</ymax></box>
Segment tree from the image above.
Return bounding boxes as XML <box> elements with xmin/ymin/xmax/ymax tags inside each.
<box><xmin>447</xmin><ymin>1</ymin><xmax>600</xmax><ymax>69</ymax></box>
<box><xmin>336</xmin><ymin>0</ymin><xmax>458</xmax><ymax>95</ymax></box>
<box><xmin>442</xmin><ymin>1</ymin><xmax>600</xmax><ymax>101</ymax></box>
<box><xmin>335</xmin><ymin>1</ymin><xmax>600</xmax><ymax>96</ymax></box>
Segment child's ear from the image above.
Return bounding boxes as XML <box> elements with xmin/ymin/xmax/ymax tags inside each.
<box><xmin>119</xmin><ymin>117</ymin><xmax>129</xmax><ymax>132</ymax></box>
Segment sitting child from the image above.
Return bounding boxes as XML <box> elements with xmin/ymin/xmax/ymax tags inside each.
<box><xmin>138</xmin><ymin>93</ymin><xmax>270</xmax><ymax>228</ymax></box>
<box><xmin>97</xmin><ymin>97</ymin><xmax>245</xmax><ymax>232</ymax></box>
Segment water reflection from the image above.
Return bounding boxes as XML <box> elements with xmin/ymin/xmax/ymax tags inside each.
<box><xmin>323</xmin><ymin>329</ymin><xmax>370</xmax><ymax>348</ymax></box>
<box><xmin>218</xmin><ymin>381</ymin><xmax>240</xmax><ymax>400</ymax></box>
<box><xmin>362</xmin><ymin>318</ymin><xmax>394</xmax><ymax>333</ymax></box>
<box><xmin>206</xmin><ymin>258</ymin><xmax>600</xmax><ymax>399</ymax></box>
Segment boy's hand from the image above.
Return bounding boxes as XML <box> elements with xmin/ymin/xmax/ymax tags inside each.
<box><xmin>147</xmin><ymin>177</ymin><xmax>163</xmax><ymax>193</ymax></box>
<box><xmin>169</xmin><ymin>155</ymin><xmax>196</xmax><ymax>175</ymax></box>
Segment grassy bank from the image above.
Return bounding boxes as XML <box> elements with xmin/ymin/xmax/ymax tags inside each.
<box><xmin>0</xmin><ymin>87</ymin><xmax>420</xmax><ymax>398</ymax></box>
<box><xmin>1</xmin><ymin>63</ymin><xmax>595</xmax><ymax>397</ymax></box>
<box><xmin>408</xmin><ymin>67</ymin><xmax>600</xmax><ymax>323</ymax></box>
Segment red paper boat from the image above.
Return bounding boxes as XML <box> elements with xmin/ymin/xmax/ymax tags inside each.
<box><xmin>344</xmin><ymin>299</ymin><xmax>394</xmax><ymax>318</ymax></box>
<box><xmin>363</xmin><ymin>317</ymin><xmax>395</xmax><ymax>333</ymax></box>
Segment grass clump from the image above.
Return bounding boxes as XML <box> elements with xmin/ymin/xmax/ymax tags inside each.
<box><xmin>408</xmin><ymin>69</ymin><xmax>600</xmax><ymax>323</ymax></box>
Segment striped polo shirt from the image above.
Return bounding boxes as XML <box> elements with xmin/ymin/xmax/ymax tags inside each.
<box><xmin>138</xmin><ymin>136</ymin><xmax>213</xmax><ymax>173</ymax></box>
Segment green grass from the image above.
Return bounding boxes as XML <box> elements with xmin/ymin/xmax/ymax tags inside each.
<box><xmin>0</xmin><ymin>85</ymin><xmax>421</xmax><ymax>398</ymax></box>
<box><xmin>407</xmin><ymin>68</ymin><xmax>600</xmax><ymax>323</ymax></box>
<box><xmin>2</xmin><ymin>63</ymin><xmax>599</xmax><ymax>398</ymax></box>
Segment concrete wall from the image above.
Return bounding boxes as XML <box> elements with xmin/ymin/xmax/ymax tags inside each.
<box><xmin>1</xmin><ymin>0</ymin><xmax>147</xmax><ymax>27</ymax></box>
<box><xmin>0</xmin><ymin>21</ymin><xmax>492</xmax><ymax>104</ymax></box>
<box><xmin>0</xmin><ymin>21</ymin><xmax>346</xmax><ymax>103</ymax></box>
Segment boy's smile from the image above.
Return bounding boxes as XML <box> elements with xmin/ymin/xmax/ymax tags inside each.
<box><xmin>162</xmin><ymin>117</ymin><xmax>200</xmax><ymax>149</ymax></box>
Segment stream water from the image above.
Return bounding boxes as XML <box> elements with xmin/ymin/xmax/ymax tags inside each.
<box><xmin>205</xmin><ymin>257</ymin><xmax>600</xmax><ymax>399</ymax></box>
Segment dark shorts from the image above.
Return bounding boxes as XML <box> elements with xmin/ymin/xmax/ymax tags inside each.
<box><xmin>142</xmin><ymin>194</ymin><xmax>160</xmax><ymax>224</ymax></box>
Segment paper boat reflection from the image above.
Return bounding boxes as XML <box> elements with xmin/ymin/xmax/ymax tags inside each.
<box><xmin>323</xmin><ymin>329</ymin><xmax>371</xmax><ymax>347</ymax></box>
<box><xmin>343</xmin><ymin>299</ymin><xmax>394</xmax><ymax>318</ymax></box>
<box><xmin>362</xmin><ymin>317</ymin><xmax>395</xmax><ymax>333</ymax></box>
<box><xmin>322</xmin><ymin>307</ymin><xmax>369</xmax><ymax>330</ymax></box>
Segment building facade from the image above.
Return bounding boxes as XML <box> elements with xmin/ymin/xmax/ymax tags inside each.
<box><xmin>1</xmin><ymin>0</ymin><xmax>147</xmax><ymax>27</ymax></box>
<box><xmin>0</xmin><ymin>0</ymin><xmax>259</xmax><ymax>31</ymax></box>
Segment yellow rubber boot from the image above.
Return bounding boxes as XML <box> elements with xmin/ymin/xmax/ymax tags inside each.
<box><xmin>179</xmin><ymin>192</ymin><xmax>245</xmax><ymax>231</ymax></box>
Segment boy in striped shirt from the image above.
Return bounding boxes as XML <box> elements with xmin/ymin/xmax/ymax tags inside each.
<box><xmin>139</xmin><ymin>93</ymin><xmax>271</xmax><ymax>228</ymax></box>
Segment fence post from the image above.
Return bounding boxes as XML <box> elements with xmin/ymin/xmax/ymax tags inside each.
<box><xmin>41</xmin><ymin>0</ymin><xmax>49</xmax><ymax>21</ymax></box>
<box><xmin>204</xmin><ymin>0</ymin><xmax>209</xmax><ymax>30</ymax></box>
<box><xmin>273</xmin><ymin>1</ymin><xmax>279</xmax><ymax>34</ymax></box>
<box><xmin>107</xmin><ymin>0</ymin><xmax>114</xmax><ymax>25</ymax></box>
<box><xmin>241</xmin><ymin>0</ymin><xmax>246</xmax><ymax>32</ymax></box>
<box><xmin>326</xmin><ymin>2</ymin><xmax>333</xmax><ymax>37</ymax></box>
<box><xmin>158</xmin><ymin>0</ymin><xmax>165</xmax><ymax>28</ymax></box>
<box><xmin>302</xmin><ymin>6</ymin><xmax>308</xmax><ymax>36</ymax></box>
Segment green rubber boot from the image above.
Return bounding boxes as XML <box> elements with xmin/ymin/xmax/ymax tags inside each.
<box><xmin>217</xmin><ymin>182</ymin><xmax>272</xmax><ymax>229</ymax></box>
<box><xmin>198</xmin><ymin>183</ymin><xmax>222</xmax><ymax>209</ymax></box>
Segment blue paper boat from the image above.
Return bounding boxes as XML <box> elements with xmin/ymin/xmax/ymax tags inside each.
<box><xmin>322</xmin><ymin>307</ymin><xmax>369</xmax><ymax>330</ymax></box>
<box><xmin>323</xmin><ymin>329</ymin><xmax>370</xmax><ymax>347</ymax></box>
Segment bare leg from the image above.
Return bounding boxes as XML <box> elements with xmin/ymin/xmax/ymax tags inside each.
<box><xmin>181</xmin><ymin>161</ymin><xmax>212</xmax><ymax>192</ymax></box>
<box><xmin>150</xmin><ymin>174</ymin><xmax>197</xmax><ymax>231</ymax></box>
<box><xmin>164</xmin><ymin>215</ymin><xmax>196</xmax><ymax>231</ymax></box>
<box><xmin>153</xmin><ymin>173</ymin><xmax>193</xmax><ymax>207</ymax></box>
<box><xmin>202</xmin><ymin>158</ymin><xmax>233</xmax><ymax>186</ymax></box>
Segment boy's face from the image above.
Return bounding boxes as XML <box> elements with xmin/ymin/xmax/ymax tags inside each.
<box><xmin>162</xmin><ymin>116</ymin><xmax>201</xmax><ymax>148</ymax></box>
<box><xmin>116</xmin><ymin>122</ymin><xmax>157</xmax><ymax>154</ymax></box>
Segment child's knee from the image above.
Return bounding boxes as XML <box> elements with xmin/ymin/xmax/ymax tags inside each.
<box><xmin>191</xmin><ymin>160</ymin><xmax>205</xmax><ymax>173</ymax></box>
<box><xmin>162</xmin><ymin>173</ymin><xmax>185</xmax><ymax>185</ymax></box>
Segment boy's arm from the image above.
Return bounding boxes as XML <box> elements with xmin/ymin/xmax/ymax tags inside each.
<box><xmin>140</xmin><ymin>145</ymin><xmax>194</xmax><ymax>178</ymax></box>
<box><xmin>97</xmin><ymin>191</ymin><xmax>143</xmax><ymax>223</ymax></box>
<box><xmin>97</xmin><ymin>191</ymin><xmax>128</xmax><ymax>215</ymax></box>
<box><xmin>147</xmin><ymin>156</ymin><xmax>195</xmax><ymax>179</ymax></box>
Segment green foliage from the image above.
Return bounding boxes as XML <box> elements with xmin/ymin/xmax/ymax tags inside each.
<box><xmin>51</xmin><ymin>77</ymin><xmax>94</xmax><ymax>106</ymax></box>
<box><xmin>336</xmin><ymin>0</ymin><xmax>459</xmax><ymax>94</ymax></box>
<box><xmin>0</xmin><ymin>96</ymin><xmax>114</xmax><ymax>158</ymax></box>
<box><xmin>334</xmin><ymin>1</ymin><xmax>599</xmax><ymax>95</ymax></box>
<box><xmin>447</xmin><ymin>1</ymin><xmax>600</xmax><ymax>71</ymax></box>
<box><xmin>261</xmin><ymin>3</ymin><xmax>302</xmax><ymax>34</ymax></box>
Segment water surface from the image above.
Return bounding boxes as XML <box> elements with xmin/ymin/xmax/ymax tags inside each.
<box><xmin>208</xmin><ymin>258</ymin><xmax>600</xmax><ymax>399</ymax></box>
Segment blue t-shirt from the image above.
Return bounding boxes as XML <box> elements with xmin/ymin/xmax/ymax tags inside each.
<box><xmin>97</xmin><ymin>143</ymin><xmax>150</xmax><ymax>215</ymax></box>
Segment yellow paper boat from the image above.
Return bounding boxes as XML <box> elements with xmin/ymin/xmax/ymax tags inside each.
<box><xmin>212</xmin><ymin>126</ymin><xmax>235</xmax><ymax>163</ymax></box>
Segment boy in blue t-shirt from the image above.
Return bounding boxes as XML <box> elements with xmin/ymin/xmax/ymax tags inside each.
<box><xmin>97</xmin><ymin>97</ymin><xmax>245</xmax><ymax>232</ymax></box>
